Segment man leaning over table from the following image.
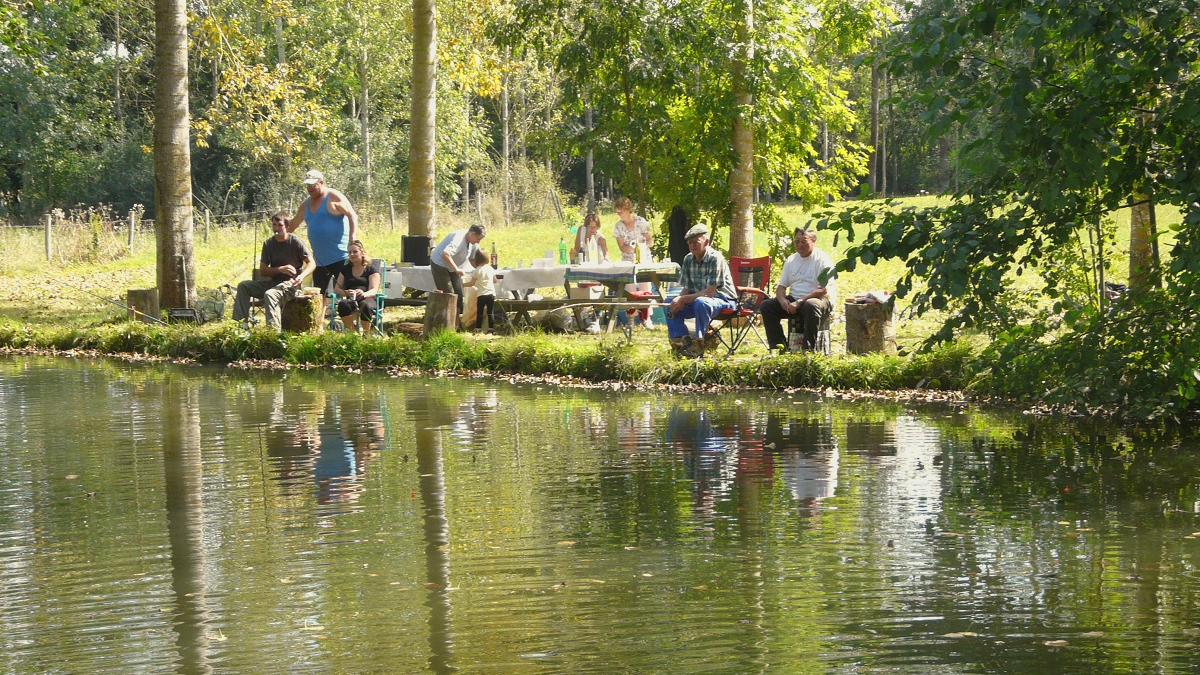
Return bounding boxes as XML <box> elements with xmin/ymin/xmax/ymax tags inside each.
<box><xmin>430</xmin><ymin>223</ymin><xmax>487</xmax><ymax>318</ymax></box>
<box><xmin>760</xmin><ymin>226</ymin><xmax>836</xmax><ymax>352</ymax></box>
<box><xmin>665</xmin><ymin>224</ymin><xmax>737</xmax><ymax>357</ymax></box>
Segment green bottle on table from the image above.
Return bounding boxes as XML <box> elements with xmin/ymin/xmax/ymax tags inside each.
<box><xmin>558</xmin><ymin>237</ymin><xmax>568</xmax><ymax>264</ymax></box>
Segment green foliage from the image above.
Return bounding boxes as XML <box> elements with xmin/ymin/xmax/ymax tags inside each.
<box><xmin>820</xmin><ymin>0</ymin><xmax>1200</xmax><ymax>416</ymax></box>
<box><xmin>975</xmin><ymin>290</ymin><xmax>1200</xmax><ymax>419</ymax></box>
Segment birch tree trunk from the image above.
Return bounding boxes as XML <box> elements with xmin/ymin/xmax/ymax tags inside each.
<box><xmin>461</xmin><ymin>94</ymin><xmax>470</xmax><ymax>213</ymax></box>
<box><xmin>408</xmin><ymin>0</ymin><xmax>437</xmax><ymax>237</ymax></box>
<box><xmin>276</xmin><ymin>16</ymin><xmax>291</xmax><ymax>173</ymax></box>
<box><xmin>868</xmin><ymin>45</ymin><xmax>880</xmax><ymax>195</ymax></box>
<box><xmin>360</xmin><ymin>46</ymin><xmax>372</xmax><ymax>197</ymax></box>
<box><xmin>585</xmin><ymin>103</ymin><xmax>595</xmax><ymax>214</ymax></box>
<box><xmin>502</xmin><ymin>47</ymin><xmax>510</xmax><ymax>223</ymax></box>
<box><xmin>728</xmin><ymin>0</ymin><xmax>755</xmax><ymax>258</ymax></box>
<box><xmin>154</xmin><ymin>0</ymin><xmax>195</xmax><ymax>311</ymax></box>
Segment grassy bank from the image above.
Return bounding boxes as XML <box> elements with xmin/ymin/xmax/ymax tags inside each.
<box><xmin>0</xmin><ymin>321</ymin><xmax>975</xmax><ymax>393</ymax></box>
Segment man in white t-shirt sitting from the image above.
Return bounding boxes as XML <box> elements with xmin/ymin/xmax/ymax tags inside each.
<box><xmin>760</xmin><ymin>227</ymin><xmax>837</xmax><ymax>352</ymax></box>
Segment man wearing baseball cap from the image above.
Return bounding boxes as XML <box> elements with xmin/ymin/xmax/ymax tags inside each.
<box><xmin>288</xmin><ymin>169</ymin><xmax>360</xmax><ymax>321</ymax></box>
<box><xmin>665</xmin><ymin>223</ymin><xmax>737</xmax><ymax>357</ymax></box>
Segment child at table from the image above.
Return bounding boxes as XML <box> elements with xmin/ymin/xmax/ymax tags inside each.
<box><xmin>463</xmin><ymin>249</ymin><xmax>497</xmax><ymax>331</ymax></box>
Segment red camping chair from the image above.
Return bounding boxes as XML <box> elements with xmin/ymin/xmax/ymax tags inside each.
<box><xmin>711</xmin><ymin>256</ymin><xmax>771</xmax><ymax>356</ymax></box>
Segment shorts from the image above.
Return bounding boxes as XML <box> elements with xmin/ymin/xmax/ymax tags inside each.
<box><xmin>313</xmin><ymin>260</ymin><xmax>346</xmax><ymax>293</ymax></box>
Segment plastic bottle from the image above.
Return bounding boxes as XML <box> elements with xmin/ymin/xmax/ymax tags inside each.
<box><xmin>635</xmin><ymin>239</ymin><xmax>643</xmax><ymax>264</ymax></box>
<box><xmin>490</xmin><ymin>242</ymin><xmax>498</xmax><ymax>268</ymax></box>
<box><xmin>558</xmin><ymin>237</ymin><xmax>568</xmax><ymax>265</ymax></box>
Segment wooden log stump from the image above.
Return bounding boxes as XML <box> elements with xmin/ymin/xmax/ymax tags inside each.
<box><xmin>423</xmin><ymin>292</ymin><xmax>458</xmax><ymax>337</ymax></box>
<box><xmin>844</xmin><ymin>301</ymin><xmax>897</xmax><ymax>355</ymax></box>
<box><xmin>126</xmin><ymin>289</ymin><xmax>159</xmax><ymax>324</ymax></box>
<box><xmin>281</xmin><ymin>294</ymin><xmax>322</xmax><ymax>333</ymax></box>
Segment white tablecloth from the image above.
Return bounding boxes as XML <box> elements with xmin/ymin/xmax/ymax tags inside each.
<box><xmin>387</xmin><ymin>262</ymin><xmax>679</xmax><ymax>299</ymax></box>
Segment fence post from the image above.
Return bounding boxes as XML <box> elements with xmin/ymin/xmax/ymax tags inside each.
<box><xmin>128</xmin><ymin>210</ymin><xmax>135</xmax><ymax>252</ymax></box>
<box><xmin>205</xmin><ymin>209</ymin><xmax>211</xmax><ymax>243</ymax></box>
<box><xmin>389</xmin><ymin>196</ymin><xmax>396</xmax><ymax>232</ymax></box>
<box><xmin>44</xmin><ymin>213</ymin><xmax>52</xmax><ymax>261</ymax></box>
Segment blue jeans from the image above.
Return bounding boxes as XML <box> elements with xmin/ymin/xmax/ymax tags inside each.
<box><xmin>666</xmin><ymin>296</ymin><xmax>737</xmax><ymax>339</ymax></box>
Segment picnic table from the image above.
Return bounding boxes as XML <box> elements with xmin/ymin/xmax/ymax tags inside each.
<box><xmin>387</xmin><ymin>261</ymin><xmax>682</xmax><ymax>339</ymax></box>
<box><xmin>386</xmin><ymin>261</ymin><xmax>680</xmax><ymax>298</ymax></box>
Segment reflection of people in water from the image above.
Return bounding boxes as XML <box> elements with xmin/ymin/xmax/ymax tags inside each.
<box><xmin>665</xmin><ymin>407</ymin><xmax>740</xmax><ymax>516</ymax></box>
<box><xmin>315</xmin><ymin>395</ymin><xmax>385</xmax><ymax>506</ymax></box>
<box><xmin>763</xmin><ymin>413</ymin><xmax>839</xmax><ymax>509</ymax></box>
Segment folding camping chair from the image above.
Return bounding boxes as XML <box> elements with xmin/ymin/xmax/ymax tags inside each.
<box><xmin>711</xmin><ymin>256</ymin><xmax>772</xmax><ymax>356</ymax></box>
<box><xmin>326</xmin><ymin>259</ymin><xmax>387</xmax><ymax>335</ymax></box>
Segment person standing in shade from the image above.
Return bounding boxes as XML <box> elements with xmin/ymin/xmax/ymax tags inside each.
<box><xmin>665</xmin><ymin>224</ymin><xmax>737</xmax><ymax>357</ymax></box>
<box><xmin>430</xmin><ymin>223</ymin><xmax>487</xmax><ymax>318</ymax></box>
<box><xmin>232</xmin><ymin>211</ymin><xmax>317</xmax><ymax>332</ymax></box>
<box><xmin>760</xmin><ymin>227</ymin><xmax>836</xmax><ymax>352</ymax></box>
<box><xmin>288</xmin><ymin>169</ymin><xmax>359</xmax><ymax>319</ymax></box>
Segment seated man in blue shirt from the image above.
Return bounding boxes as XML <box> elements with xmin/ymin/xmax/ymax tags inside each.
<box><xmin>665</xmin><ymin>224</ymin><xmax>738</xmax><ymax>357</ymax></box>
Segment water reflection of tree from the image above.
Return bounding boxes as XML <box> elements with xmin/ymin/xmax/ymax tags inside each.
<box><xmin>406</xmin><ymin>389</ymin><xmax>456</xmax><ymax>675</ymax></box>
<box><xmin>161</xmin><ymin>381</ymin><xmax>213</xmax><ymax>675</ymax></box>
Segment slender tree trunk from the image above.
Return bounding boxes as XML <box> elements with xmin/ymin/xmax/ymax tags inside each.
<box><xmin>544</xmin><ymin>67</ymin><xmax>554</xmax><ymax>173</ymax></box>
<box><xmin>461</xmin><ymin>93</ymin><xmax>470</xmax><ymax>213</ymax></box>
<box><xmin>938</xmin><ymin>135</ymin><xmax>950</xmax><ymax>193</ymax></box>
<box><xmin>518</xmin><ymin>70</ymin><xmax>527</xmax><ymax>163</ymax></box>
<box><xmin>728</xmin><ymin>0</ymin><xmax>755</xmax><ymax>258</ymax></box>
<box><xmin>115</xmin><ymin>9</ymin><xmax>122</xmax><ymax>123</ymax></box>
<box><xmin>868</xmin><ymin>43</ymin><xmax>880</xmax><ymax>195</ymax></box>
<box><xmin>888</xmin><ymin>74</ymin><xmax>897</xmax><ymax>195</ymax></box>
<box><xmin>585</xmin><ymin>103</ymin><xmax>595</xmax><ymax>214</ymax></box>
<box><xmin>502</xmin><ymin>47</ymin><xmax>510</xmax><ymax>223</ymax></box>
<box><xmin>154</xmin><ymin>0</ymin><xmax>195</xmax><ymax>310</ymax></box>
<box><xmin>276</xmin><ymin>16</ymin><xmax>291</xmax><ymax>174</ymax></box>
<box><xmin>360</xmin><ymin>46</ymin><xmax>372</xmax><ymax>197</ymax></box>
<box><xmin>408</xmin><ymin>0</ymin><xmax>437</xmax><ymax>237</ymax></box>
<box><xmin>880</xmin><ymin>71</ymin><xmax>888</xmax><ymax>198</ymax></box>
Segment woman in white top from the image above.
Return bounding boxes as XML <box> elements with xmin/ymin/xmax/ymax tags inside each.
<box><xmin>612</xmin><ymin>196</ymin><xmax>655</xmax><ymax>327</ymax></box>
<box><xmin>572</xmin><ymin>212</ymin><xmax>609</xmax><ymax>263</ymax></box>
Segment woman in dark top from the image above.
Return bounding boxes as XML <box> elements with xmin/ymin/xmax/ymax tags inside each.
<box><xmin>332</xmin><ymin>240</ymin><xmax>381</xmax><ymax>332</ymax></box>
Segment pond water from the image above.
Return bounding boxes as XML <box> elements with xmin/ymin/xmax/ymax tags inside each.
<box><xmin>2</xmin><ymin>356</ymin><xmax>1200</xmax><ymax>674</ymax></box>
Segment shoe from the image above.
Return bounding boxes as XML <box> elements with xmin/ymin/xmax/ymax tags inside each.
<box><xmin>701</xmin><ymin>331</ymin><xmax>721</xmax><ymax>352</ymax></box>
<box><xmin>643</xmin><ymin>317</ymin><xmax>655</xmax><ymax>329</ymax></box>
<box><xmin>669</xmin><ymin>336</ymin><xmax>693</xmax><ymax>356</ymax></box>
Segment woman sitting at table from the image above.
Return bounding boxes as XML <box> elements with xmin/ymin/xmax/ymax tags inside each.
<box><xmin>332</xmin><ymin>240</ymin><xmax>381</xmax><ymax>332</ymax></box>
<box><xmin>572</xmin><ymin>212</ymin><xmax>609</xmax><ymax>263</ymax></box>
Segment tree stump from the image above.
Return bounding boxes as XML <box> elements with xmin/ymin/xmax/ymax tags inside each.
<box><xmin>424</xmin><ymin>292</ymin><xmax>458</xmax><ymax>337</ymax></box>
<box><xmin>281</xmin><ymin>294</ymin><xmax>321</xmax><ymax>333</ymax></box>
<box><xmin>844</xmin><ymin>301</ymin><xmax>896</xmax><ymax>355</ymax></box>
<box><xmin>126</xmin><ymin>289</ymin><xmax>159</xmax><ymax>324</ymax></box>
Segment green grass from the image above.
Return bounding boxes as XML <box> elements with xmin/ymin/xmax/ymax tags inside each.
<box><xmin>0</xmin><ymin>321</ymin><xmax>977</xmax><ymax>393</ymax></box>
